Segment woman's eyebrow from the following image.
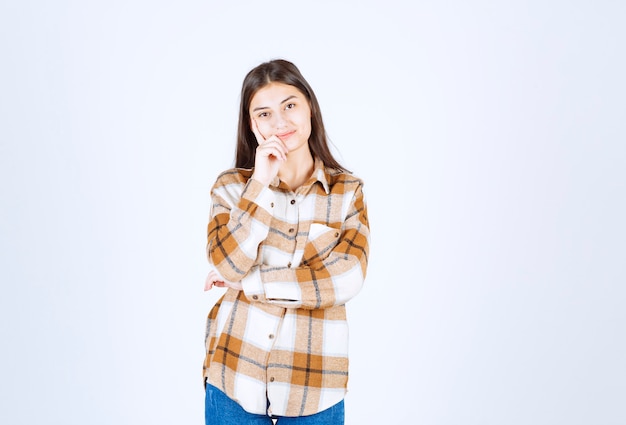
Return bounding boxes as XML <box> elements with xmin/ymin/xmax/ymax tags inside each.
<box><xmin>252</xmin><ymin>95</ymin><xmax>298</xmax><ymax>112</ymax></box>
<box><xmin>252</xmin><ymin>94</ymin><xmax>297</xmax><ymax>112</ymax></box>
<box><xmin>280</xmin><ymin>95</ymin><xmax>297</xmax><ymax>104</ymax></box>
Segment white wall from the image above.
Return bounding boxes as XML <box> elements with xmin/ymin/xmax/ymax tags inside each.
<box><xmin>1</xmin><ymin>1</ymin><xmax>624</xmax><ymax>424</ymax></box>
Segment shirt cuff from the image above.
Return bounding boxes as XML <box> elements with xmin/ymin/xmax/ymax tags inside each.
<box><xmin>242</xmin><ymin>178</ymin><xmax>275</xmax><ymax>213</ymax></box>
<box><xmin>242</xmin><ymin>267</ymin><xmax>265</xmax><ymax>302</ymax></box>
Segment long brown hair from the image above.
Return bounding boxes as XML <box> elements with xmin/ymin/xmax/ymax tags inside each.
<box><xmin>235</xmin><ymin>59</ymin><xmax>347</xmax><ymax>172</ymax></box>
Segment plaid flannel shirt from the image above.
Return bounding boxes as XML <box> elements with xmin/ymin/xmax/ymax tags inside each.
<box><xmin>203</xmin><ymin>159</ymin><xmax>369</xmax><ymax>417</ymax></box>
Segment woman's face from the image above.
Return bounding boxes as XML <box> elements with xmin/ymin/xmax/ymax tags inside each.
<box><xmin>249</xmin><ymin>82</ymin><xmax>312</xmax><ymax>155</ymax></box>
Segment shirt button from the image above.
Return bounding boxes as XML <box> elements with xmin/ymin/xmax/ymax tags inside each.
<box><xmin>252</xmin><ymin>295</ymin><xmax>258</xmax><ymax>300</ymax></box>
<box><xmin>269</xmin><ymin>334</ymin><xmax>274</xmax><ymax>339</ymax></box>
<box><xmin>287</xmin><ymin>262</ymin><xmax>292</xmax><ymax>268</ymax></box>
<box><xmin>290</xmin><ymin>199</ymin><xmax>296</xmax><ymax>205</ymax></box>
<box><xmin>270</xmin><ymin>202</ymin><xmax>274</xmax><ymax>208</ymax></box>
<box><xmin>288</xmin><ymin>228</ymin><xmax>294</xmax><ymax>233</ymax></box>
<box><xmin>269</xmin><ymin>377</ymin><xmax>275</xmax><ymax>382</ymax></box>
<box><xmin>334</xmin><ymin>232</ymin><xmax>340</xmax><ymax>237</ymax></box>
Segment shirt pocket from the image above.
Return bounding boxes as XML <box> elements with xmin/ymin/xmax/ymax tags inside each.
<box><xmin>302</xmin><ymin>223</ymin><xmax>341</xmax><ymax>266</ymax></box>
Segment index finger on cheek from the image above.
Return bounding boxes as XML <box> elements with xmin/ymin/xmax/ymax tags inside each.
<box><xmin>250</xmin><ymin>118</ymin><xmax>265</xmax><ymax>143</ymax></box>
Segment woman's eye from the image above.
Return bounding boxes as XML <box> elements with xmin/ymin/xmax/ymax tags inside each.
<box><xmin>258</xmin><ymin>112</ymin><xmax>269</xmax><ymax>118</ymax></box>
<box><xmin>285</xmin><ymin>103</ymin><xmax>296</xmax><ymax>110</ymax></box>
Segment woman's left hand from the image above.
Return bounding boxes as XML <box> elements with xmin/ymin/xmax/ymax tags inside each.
<box><xmin>204</xmin><ymin>269</ymin><xmax>243</xmax><ymax>291</ymax></box>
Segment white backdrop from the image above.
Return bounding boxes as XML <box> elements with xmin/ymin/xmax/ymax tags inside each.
<box><xmin>1</xmin><ymin>1</ymin><xmax>625</xmax><ymax>424</ymax></box>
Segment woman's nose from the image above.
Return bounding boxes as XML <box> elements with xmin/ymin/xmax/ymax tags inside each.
<box><xmin>274</xmin><ymin>111</ymin><xmax>287</xmax><ymax>129</ymax></box>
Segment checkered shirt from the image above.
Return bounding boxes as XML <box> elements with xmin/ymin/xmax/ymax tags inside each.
<box><xmin>203</xmin><ymin>159</ymin><xmax>370</xmax><ymax>417</ymax></box>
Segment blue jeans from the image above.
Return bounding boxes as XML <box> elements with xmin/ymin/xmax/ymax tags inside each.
<box><xmin>205</xmin><ymin>384</ymin><xmax>344</xmax><ymax>425</ymax></box>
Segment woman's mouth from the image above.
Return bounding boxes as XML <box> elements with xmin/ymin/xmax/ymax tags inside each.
<box><xmin>276</xmin><ymin>131</ymin><xmax>296</xmax><ymax>141</ymax></box>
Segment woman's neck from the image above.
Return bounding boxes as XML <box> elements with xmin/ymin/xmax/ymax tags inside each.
<box><xmin>278</xmin><ymin>149</ymin><xmax>315</xmax><ymax>191</ymax></box>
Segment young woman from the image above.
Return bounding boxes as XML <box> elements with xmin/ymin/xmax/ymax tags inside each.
<box><xmin>203</xmin><ymin>59</ymin><xmax>370</xmax><ymax>425</ymax></box>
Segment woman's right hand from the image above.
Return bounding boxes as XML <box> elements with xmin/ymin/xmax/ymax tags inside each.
<box><xmin>250</xmin><ymin>118</ymin><xmax>288</xmax><ymax>186</ymax></box>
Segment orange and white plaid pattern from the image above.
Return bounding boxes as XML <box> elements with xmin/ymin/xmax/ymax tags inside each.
<box><xmin>203</xmin><ymin>159</ymin><xmax>369</xmax><ymax>417</ymax></box>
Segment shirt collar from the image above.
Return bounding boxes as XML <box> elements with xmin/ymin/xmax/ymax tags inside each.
<box><xmin>269</xmin><ymin>157</ymin><xmax>330</xmax><ymax>194</ymax></box>
<box><xmin>313</xmin><ymin>158</ymin><xmax>331</xmax><ymax>194</ymax></box>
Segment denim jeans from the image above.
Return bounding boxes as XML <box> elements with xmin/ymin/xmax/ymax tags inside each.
<box><xmin>205</xmin><ymin>384</ymin><xmax>344</xmax><ymax>425</ymax></box>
